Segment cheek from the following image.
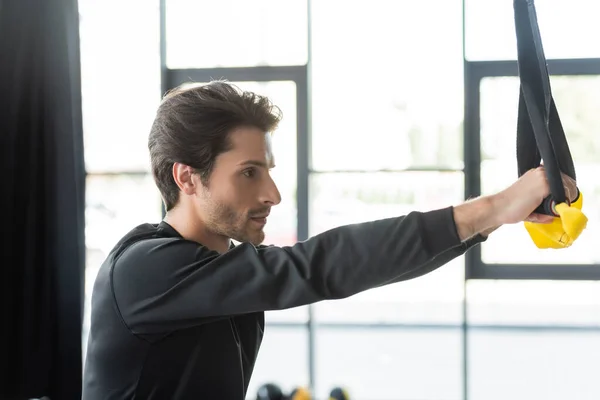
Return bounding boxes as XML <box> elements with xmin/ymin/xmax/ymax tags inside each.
<box><xmin>217</xmin><ymin>184</ymin><xmax>244</xmax><ymax>209</ymax></box>
<box><xmin>229</xmin><ymin>178</ymin><xmax>258</xmax><ymax>203</ymax></box>
<box><xmin>203</xmin><ymin>180</ymin><xmax>250</xmax><ymax>215</ymax></box>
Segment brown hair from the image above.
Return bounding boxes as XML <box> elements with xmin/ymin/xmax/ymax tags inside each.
<box><xmin>148</xmin><ymin>81</ymin><xmax>282</xmax><ymax>211</ymax></box>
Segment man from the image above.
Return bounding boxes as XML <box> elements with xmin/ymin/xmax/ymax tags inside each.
<box><xmin>83</xmin><ymin>81</ymin><xmax>571</xmax><ymax>399</ymax></box>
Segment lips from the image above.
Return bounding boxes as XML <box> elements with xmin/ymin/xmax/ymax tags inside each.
<box><xmin>250</xmin><ymin>210</ymin><xmax>270</xmax><ymax>219</ymax></box>
<box><xmin>250</xmin><ymin>217</ymin><xmax>267</xmax><ymax>226</ymax></box>
<box><xmin>250</xmin><ymin>212</ymin><xmax>269</xmax><ymax>226</ymax></box>
<box><xmin>251</xmin><ymin>214</ymin><xmax>269</xmax><ymax>219</ymax></box>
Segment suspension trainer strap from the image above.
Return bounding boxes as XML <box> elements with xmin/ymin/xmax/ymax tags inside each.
<box><xmin>513</xmin><ymin>0</ymin><xmax>587</xmax><ymax>248</ymax></box>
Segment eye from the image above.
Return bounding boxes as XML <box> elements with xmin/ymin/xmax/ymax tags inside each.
<box><xmin>242</xmin><ymin>168</ymin><xmax>256</xmax><ymax>178</ymax></box>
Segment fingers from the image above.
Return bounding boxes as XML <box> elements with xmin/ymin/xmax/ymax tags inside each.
<box><xmin>526</xmin><ymin>213</ymin><xmax>554</xmax><ymax>224</ymax></box>
<box><xmin>535</xmin><ymin>167</ymin><xmax>578</xmax><ymax>203</ymax></box>
<box><xmin>561</xmin><ymin>173</ymin><xmax>578</xmax><ymax>203</ymax></box>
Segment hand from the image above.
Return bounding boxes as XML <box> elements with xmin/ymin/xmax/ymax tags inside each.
<box><xmin>452</xmin><ymin>166</ymin><xmax>577</xmax><ymax>241</ymax></box>
<box><xmin>491</xmin><ymin>166</ymin><xmax>577</xmax><ymax>226</ymax></box>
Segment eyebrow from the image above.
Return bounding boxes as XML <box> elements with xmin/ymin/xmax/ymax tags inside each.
<box><xmin>238</xmin><ymin>160</ymin><xmax>276</xmax><ymax>169</ymax></box>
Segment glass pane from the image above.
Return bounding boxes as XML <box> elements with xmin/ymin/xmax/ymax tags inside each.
<box><xmin>79</xmin><ymin>0</ymin><xmax>161</xmax><ymax>172</ymax></box>
<box><xmin>315</xmin><ymin>328</ymin><xmax>462</xmax><ymax>400</ymax></box>
<box><xmin>166</xmin><ymin>0</ymin><xmax>308</xmax><ymax>68</ymax></box>
<box><xmin>177</xmin><ymin>80</ymin><xmax>305</xmax><ymax>323</ymax></box>
<box><xmin>83</xmin><ymin>174</ymin><xmax>163</xmax><ymax>354</ymax></box>
<box><xmin>480</xmin><ymin>76</ymin><xmax>600</xmax><ymax>264</ymax></box>
<box><xmin>246</xmin><ymin>328</ymin><xmax>309</xmax><ymax>399</ymax></box>
<box><xmin>467</xmin><ymin>280</ymin><xmax>600</xmax><ymax>326</ymax></box>
<box><xmin>243</xmin><ymin>82</ymin><xmax>304</xmax><ymax>322</ymax></box>
<box><xmin>244</xmin><ymin>82</ymin><xmax>297</xmax><ymax>247</ymax></box>
<box><xmin>468</xmin><ymin>279</ymin><xmax>600</xmax><ymax>399</ymax></box>
<box><xmin>310</xmin><ymin>172</ymin><xmax>465</xmax><ymax>324</ymax></box>
<box><xmin>465</xmin><ymin>0</ymin><xmax>600</xmax><ymax>61</ymax></box>
<box><xmin>176</xmin><ymin>81</ymin><xmax>298</xmax><ymax>247</ymax></box>
<box><xmin>468</xmin><ymin>330</ymin><xmax>600</xmax><ymax>400</ymax></box>
<box><xmin>310</xmin><ymin>0</ymin><xmax>464</xmax><ymax>171</ymax></box>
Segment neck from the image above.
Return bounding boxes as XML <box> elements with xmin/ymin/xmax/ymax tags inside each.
<box><xmin>164</xmin><ymin>206</ymin><xmax>231</xmax><ymax>254</ymax></box>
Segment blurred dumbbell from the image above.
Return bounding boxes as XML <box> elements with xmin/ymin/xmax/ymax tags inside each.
<box><xmin>257</xmin><ymin>383</ymin><xmax>284</xmax><ymax>400</ymax></box>
<box><xmin>288</xmin><ymin>386</ymin><xmax>311</xmax><ymax>400</ymax></box>
<box><xmin>328</xmin><ymin>387</ymin><xmax>350</xmax><ymax>400</ymax></box>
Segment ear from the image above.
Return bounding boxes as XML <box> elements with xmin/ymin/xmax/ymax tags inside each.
<box><xmin>172</xmin><ymin>162</ymin><xmax>197</xmax><ymax>195</ymax></box>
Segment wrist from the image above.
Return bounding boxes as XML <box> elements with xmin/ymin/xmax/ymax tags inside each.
<box><xmin>480</xmin><ymin>225</ymin><xmax>501</xmax><ymax>238</ymax></box>
<box><xmin>453</xmin><ymin>195</ymin><xmax>502</xmax><ymax>241</ymax></box>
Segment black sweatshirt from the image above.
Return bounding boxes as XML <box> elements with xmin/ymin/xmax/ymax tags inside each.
<box><xmin>82</xmin><ymin>206</ymin><xmax>486</xmax><ymax>399</ymax></box>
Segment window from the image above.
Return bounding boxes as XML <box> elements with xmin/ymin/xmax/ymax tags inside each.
<box><xmin>79</xmin><ymin>0</ymin><xmax>161</xmax><ymax>173</ymax></box>
<box><xmin>230</xmin><ymin>81</ymin><xmax>308</xmax><ymax>324</ymax></box>
<box><xmin>247</xmin><ymin>328</ymin><xmax>309</xmax><ymax>398</ymax></box>
<box><xmin>165</xmin><ymin>0</ymin><xmax>308</xmax><ymax>68</ymax></box>
<box><xmin>465</xmin><ymin>0</ymin><xmax>600</xmax><ymax>61</ymax></box>
<box><xmin>479</xmin><ymin>76</ymin><xmax>600</xmax><ymax>264</ymax></box>
<box><xmin>175</xmin><ymin>80</ymin><xmax>306</xmax><ymax>323</ymax></box>
<box><xmin>310</xmin><ymin>0</ymin><xmax>464</xmax><ymax>171</ymax></box>
<box><xmin>83</xmin><ymin>174</ymin><xmax>163</xmax><ymax>352</ymax></box>
<box><xmin>232</xmin><ymin>82</ymin><xmax>299</xmax><ymax>248</ymax></box>
<box><xmin>174</xmin><ymin>80</ymin><xmax>298</xmax><ymax>247</ymax></box>
<box><xmin>315</xmin><ymin>328</ymin><xmax>463</xmax><ymax>400</ymax></box>
<box><xmin>466</xmin><ymin>280</ymin><xmax>600</xmax><ymax>400</ymax></box>
<box><xmin>468</xmin><ymin>329</ymin><xmax>600</xmax><ymax>400</ymax></box>
<box><xmin>78</xmin><ymin>1</ymin><xmax>600</xmax><ymax>398</ymax></box>
<box><xmin>79</xmin><ymin>0</ymin><xmax>163</xmax><ymax>353</ymax></box>
<box><xmin>310</xmin><ymin>171</ymin><xmax>465</xmax><ymax>325</ymax></box>
<box><xmin>308</xmin><ymin>3</ymin><xmax>467</xmax><ymax>396</ymax></box>
<box><xmin>467</xmin><ymin>280</ymin><xmax>600</xmax><ymax>327</ymax></box>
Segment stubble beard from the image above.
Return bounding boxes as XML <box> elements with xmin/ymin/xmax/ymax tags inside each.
<box><xmin>207</xmin><ymin>201</ymin><xmax>265</xmax><ymax>246</ymax></box>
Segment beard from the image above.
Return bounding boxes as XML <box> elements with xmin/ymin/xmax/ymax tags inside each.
<box><xmin>204</xmin><ymin>200</ymin><xmax>269</xmax><ymax>246</ymax></box>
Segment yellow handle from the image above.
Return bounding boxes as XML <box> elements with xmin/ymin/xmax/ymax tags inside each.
<box><xmin>524</xmin><ymin>191</ymin><xmax>588</xmax><ymax>249</ymax></box>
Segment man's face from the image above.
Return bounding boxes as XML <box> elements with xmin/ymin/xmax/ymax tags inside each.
<box><xmin>197</xmin><ymin>127</ymin><xmax>281</xmax><ymax>246</ymax></box>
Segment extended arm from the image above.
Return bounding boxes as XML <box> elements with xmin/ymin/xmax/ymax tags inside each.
<box><xmin>379</xmin><ymin>196</ymin><xmax>497</xmax><ymax>285</ymax></box>
<box><xmin>112</xmin><ymin>196</ymin><xmax>500</xmax><ymax>335</ymax></box>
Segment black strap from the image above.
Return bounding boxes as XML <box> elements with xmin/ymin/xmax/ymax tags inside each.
<box><xmin>514</xmin><ymin>0</ymin><xmax>576</xmax><ymax>214</ymax></box>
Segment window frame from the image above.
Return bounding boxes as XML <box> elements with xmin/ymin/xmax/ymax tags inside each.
<box><xmin>464</xmin><ymin>58</ymin><xmax>600</xmax><ymax>281</ymax></box>
<box><xmin>78</xmin><ymin>1</ymin><xmax>600</xmax><ymax>398</ymax></box>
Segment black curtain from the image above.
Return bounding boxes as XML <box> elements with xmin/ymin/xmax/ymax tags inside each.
<box><xmin>0</xmin><ymin>0</ymin><xmax>86</xmax><ymax>398</ymax></box>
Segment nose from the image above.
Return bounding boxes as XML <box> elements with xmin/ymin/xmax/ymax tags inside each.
<box><xmin>260</xmin><ymin>174</ymin><xmax>282</xmax><ymax>206</ymax></box>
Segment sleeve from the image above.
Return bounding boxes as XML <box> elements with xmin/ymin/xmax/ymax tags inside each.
<box><xmin>379</xmin><ymin>233</ymin><xmax>487</xmax><ymax>285</ymax></box>
<box><xmin>111</xmin><ymin>207</ymin><xmax>476</xmax><ymax>335</ymax></box>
